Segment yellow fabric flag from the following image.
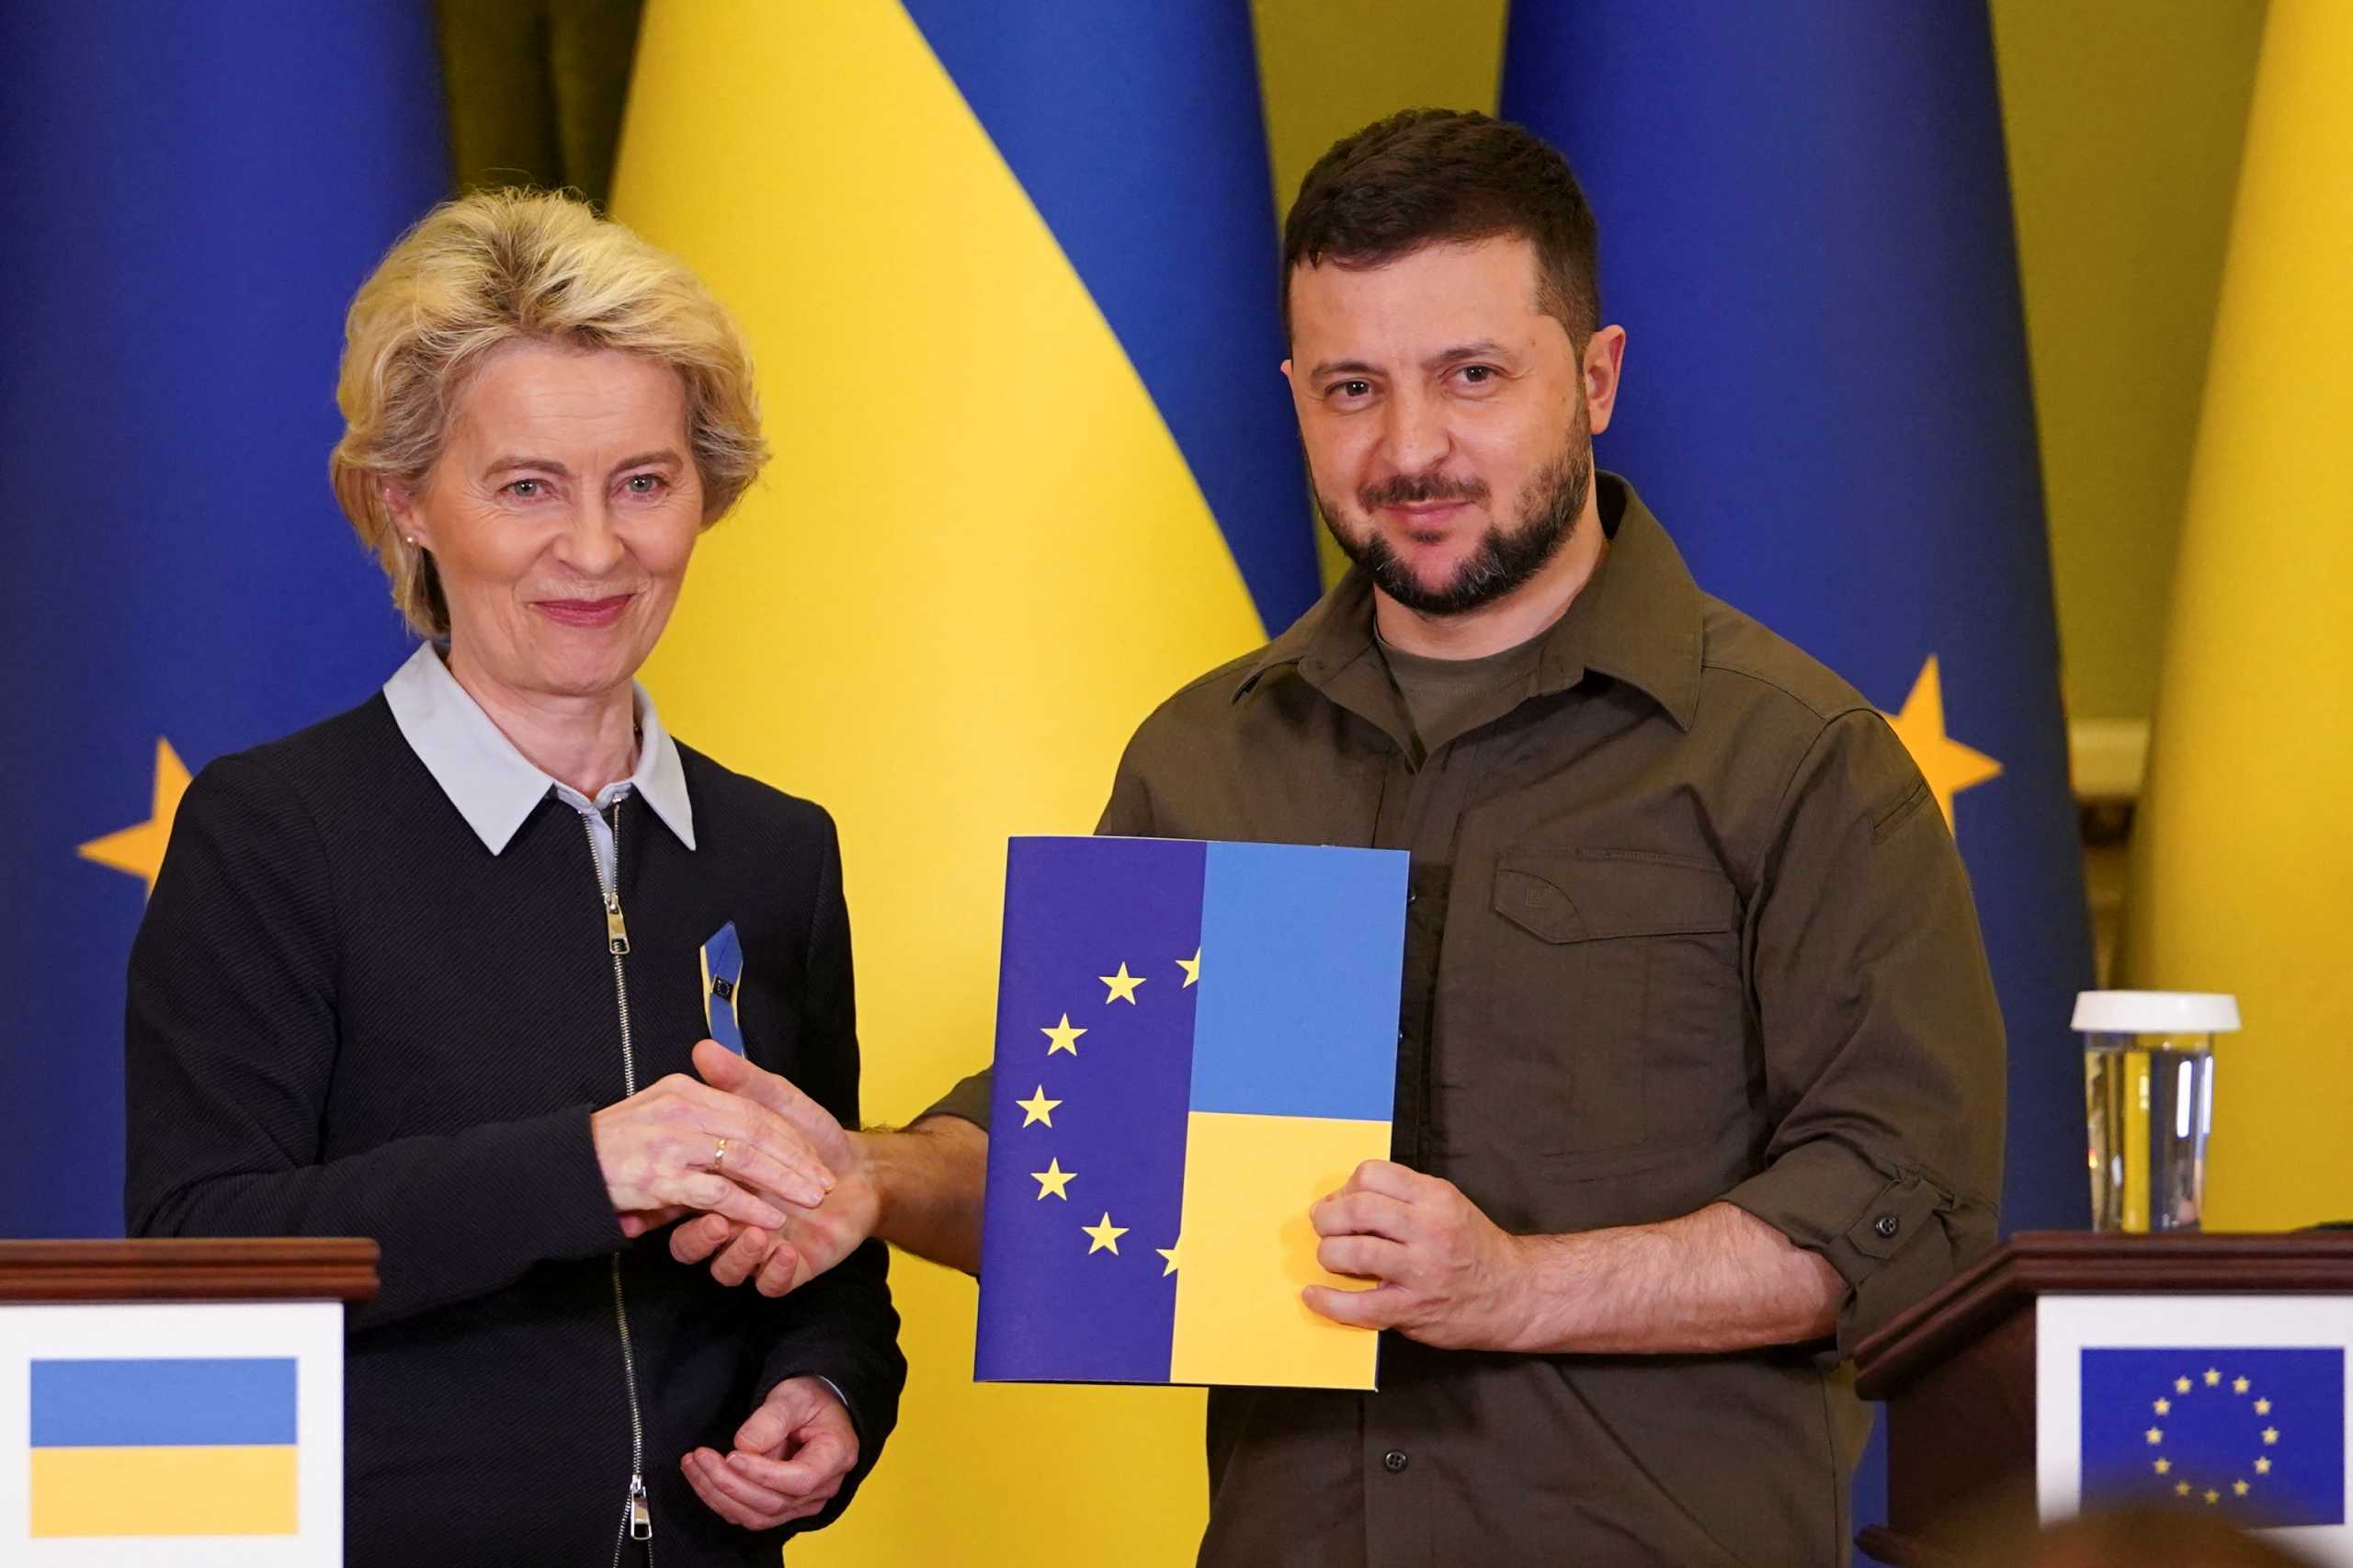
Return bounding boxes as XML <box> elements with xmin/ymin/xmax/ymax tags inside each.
<box><xmin>2125</xmin><ymin>0</ymin><xmax>2353</xmax><ymax>1230</ymax></box>
<box><xmin>612</xmin><ymin>2</ymin><xmax>1321</xmax><ymax>1562</ymax></box>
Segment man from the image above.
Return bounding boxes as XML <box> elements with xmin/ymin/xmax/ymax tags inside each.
<box><xmin>687</xmin><ymin>108</ymin><xmax>2005</xmax><ymax>1565</ymax></box>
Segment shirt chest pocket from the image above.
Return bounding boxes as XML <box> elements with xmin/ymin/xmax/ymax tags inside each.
<box><xmin>1472</xmin><ymin>847</ymin><xmax>1749</xmax><ymax>1159</ymax></box>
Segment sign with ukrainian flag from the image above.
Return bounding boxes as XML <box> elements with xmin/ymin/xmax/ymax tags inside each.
<box><xmin>2039</xmin><ymin>1296</ymin><xmax>2353</xmax><ymax>1562</ymax></box>
<box><xmin>0</xmin><ymin>1301</ymin><xmax>344</xmax><ymax>1564</ymax></box>
<box><xmin>976</xmin><ymin>837</ymin><xmax>1406</xmax><ymax>1390</ymax></box>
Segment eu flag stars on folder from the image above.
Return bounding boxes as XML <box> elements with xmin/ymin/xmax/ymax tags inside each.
<box><xmin>977</xmin><ymin>837</ymin><xmax>1408</xmax><ymax>1391</ymax></box>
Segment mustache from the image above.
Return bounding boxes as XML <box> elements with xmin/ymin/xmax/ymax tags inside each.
<box><xmin>1358</xmin><ymin>471</ymin><xmax>1491</xmax><ymax>510</ymax></box>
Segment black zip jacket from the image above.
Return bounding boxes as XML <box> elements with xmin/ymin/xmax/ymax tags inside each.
<box><xmin>124</xmin><ymin>695</ymin><xmax>904</xmax><ymax>1566</ymax></box>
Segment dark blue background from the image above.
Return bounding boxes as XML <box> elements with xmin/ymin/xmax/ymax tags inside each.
<box><xmin>0</xmin><ymin>3</ymin><xmax>444</xmax><ymax>1237</ymax></box>
<box><xmin>1504</xmin><ymin>3</ymin><xmax>2097</xmax><ymax>1550</ymax></box>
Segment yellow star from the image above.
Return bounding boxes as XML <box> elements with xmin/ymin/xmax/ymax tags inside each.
<box><xmin>2154</xmin><ymin>1398</ymin><xmax>2172</xmax><ymax>1415</ymax></box>
<box><xmin>2146</xmin><ymin>1427</ymin><xmax>2164</xmax><ymax>1445</ymax></box>
<box><xmin>1082</xmin><ymin>1211</ymin><xmax>1128</xmax><ymax>1255</ymax></box>
<box><xmin>1099</xmin><ymin>962</ymin><xmax>1145</xmax><ymax>1005</ymax></box>
<box><xmin>78</xmin><ymin>738</ymin><xmax>192</xmax><ymax>895</ymax></box>
<box><xmin>2177</xmin><ymin>1377</ymin><xmax>2194</xmax><ymax>1393</ymax></box>
<box><xmin>1176</xmin><ymin>949</ymin><xmax>1201</xmax><ymax>987</ymax></box>
<box><xmin>2262</xmin><ymin>1427</ymin><xmax>2279</xmax><ymax>1445</ymax></box>
<box><xmin>2205</xmin><ymin>1369</ymin><xmax>2222</xmax><ymax>1387</ymax></box>
<box><xmin>2256</xmin><ymin>1457</ymin><xmax>2272</xmax><ymax>1475</ymax></box>
<box><xmin>1041</xmin><ymin>1014</ymin><xmax>1087</xmax><ymax>1055</ymax></box>
<box><xmin>2204</xmin><ymin>1490</ymin><xmax>2220</xmax><ymax>1506</ymax></box>
<box><xmin>1156</xmin><ymin>1240</ymin><xmax>1180</xmax><ymax>1277</ymax></box>
<box><xmin>2176</xmin><ymin>1482</ymin><xmax>2192</xmax><ymax>1497</ymax></box>
<box><xmin>1029</xmin><ymin>1158</ymin><xmax>1075</xmax><ymax>1200</ymax></box>
<box><xmin>1881</xmin><ymin>656</ymin><xmax>2001</xmax><ymax>834</ymax></box>
<box><xmin>1015</xmin><ymin>1085</ymin><xmax>1062</xmax><ymax>1128</ymax></box>
<box><xmin>2256</xmin><ymin>1398</ymin><xmax>2272</xmax><ymax>1415</ymax></box>
<box><xmin>2234</xmin><ymin>1480</ymin><xmax>2251</xmax><ymax>1497</ymax></box>
<box><xmin>2233</xmin><ymin>1377</ymin><xmax>2251</xmax><ymax>1394</ymax></box>
<box><xmin>2154</xmin><ymin>1459</ymin><xmax>2171</xmax><ymax>1475</ymax></box>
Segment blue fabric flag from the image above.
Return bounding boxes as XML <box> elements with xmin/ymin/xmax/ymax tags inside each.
<box><xmin>0</xmin><ymin>2</ymin><xmax>444</xmax><ymax>1237</ymax></box>
<box><xmin>896</xmin><ymin>1</ymin><xmax>1321</xmax><ymax>633</ymax></box>
<box><xmin>2081</xmin><ymin>1348</ymin><xmax>2347</xmax><ymax>1528</ymax></box>
<box><xmin>976</xmin><ymin>836</ymin><xmax>1404</xmax><ymax>1388</ymax></box>
<box><xmin>1503</xmin><ymin>4</ymin><xmax>2097</xmax><ymax>1551</ymax></box>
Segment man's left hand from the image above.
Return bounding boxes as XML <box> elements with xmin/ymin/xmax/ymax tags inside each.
<box><xmin>1302</xmin><ymin>1160</ymin><xmax>1531</xmax><ymax>1351</ymax></box>
<box><xmin>680</xmin><ymin>1375</ymin><xmax>858</xmax><ymax>1531</ymax></box>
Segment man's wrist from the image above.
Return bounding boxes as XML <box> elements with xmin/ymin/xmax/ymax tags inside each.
<box><xmin>1493</xmin><ymin>1231</ymin><xmax>1590</xmax><ymax>1354</ymax></box>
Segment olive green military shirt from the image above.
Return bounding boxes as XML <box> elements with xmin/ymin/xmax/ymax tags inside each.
<box><xmin>928</xmin><ymin>475</ymin><xmax>2006</xmax><ymax>1567</ymax></box>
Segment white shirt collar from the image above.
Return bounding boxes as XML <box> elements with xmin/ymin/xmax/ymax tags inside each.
<box><xmin>381</xmin><ymin>642</ymin><xmax>696</xmax><ymax>856</ymax></box>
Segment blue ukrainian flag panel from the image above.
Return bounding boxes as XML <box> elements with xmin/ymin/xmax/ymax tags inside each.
<box><xmin>895</xmin><ymin>1</ymin><xmax>1320</xmax><ymax>634</ymax></box>
<box><xmin>30</xmin><ymin>1357</ymin><xmax>301</xmax><ymax>1537</ymax></box>
<box><xmin>2081</xmin><ymin>1348</ymin><xmax>2347</xmax><ymax>1528</ymax></box>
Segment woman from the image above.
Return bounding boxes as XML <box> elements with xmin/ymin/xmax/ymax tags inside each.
<box><xmin>124</xmin><ymin>190</ymin><xmax>903</xmax><ymax>1566</ymax></box>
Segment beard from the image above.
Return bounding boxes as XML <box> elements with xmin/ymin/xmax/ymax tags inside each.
<box><xmin>1319</xmin><ymin>419</ymin><xmax>1594</xmax><ymax>618</ymax></box>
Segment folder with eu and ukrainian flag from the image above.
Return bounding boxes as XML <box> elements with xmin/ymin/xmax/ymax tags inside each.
<box><xmin>976</xmin><ymin>837</ymin><xmax>1406</xmax><ymax>1390</ymax></box>
<box><xmin>29</xmin><ymin>1357</ymin><xmax>301</xmax><ymax>1537</ymax></box>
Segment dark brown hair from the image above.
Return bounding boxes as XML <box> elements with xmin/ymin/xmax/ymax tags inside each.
<box><xmin>1281</xmin><ymin>108</ymin><xmax>1600</xmax><ymax>346</ymax></box>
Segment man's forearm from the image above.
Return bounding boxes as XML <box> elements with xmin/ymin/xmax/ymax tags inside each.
<box><xmin>862</xmin><ymin>1115</ymin><xmax>987</xmax><ymax>1276</ymax></box>
<box><xmin>1506</xmin><ymin>1200</ymin><xmax>1843</xmax><ymax>1355</ymax></box>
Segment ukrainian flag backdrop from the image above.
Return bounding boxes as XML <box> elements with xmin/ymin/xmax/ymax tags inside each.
<box><xmin>612</xmin><ymin>3</ymin><xmax>1316</xmax><ymax>1561</ymax></box>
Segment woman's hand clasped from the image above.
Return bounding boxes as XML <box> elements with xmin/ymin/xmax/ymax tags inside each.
<box><xmin>590</xmin><ymin>1066</ymin><xmax>836</xmax><ymax>1233</ymax></box>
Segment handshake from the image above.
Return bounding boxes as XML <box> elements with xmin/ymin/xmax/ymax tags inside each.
<box><xmin>589</xmin><ymin>1039</ymin><xmax>874</xmax><ymax>1295</ymax></box>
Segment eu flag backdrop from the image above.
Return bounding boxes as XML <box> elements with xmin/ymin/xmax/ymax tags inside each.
<box><xmin>1505</xmin><ymin>6</ymin><xmax>2096</xmax><ymax>1557</ymax></box>
<box><xmin>1502</xmin><ymin>2</ymin><xmax>2091</xmax><ymax>1233</ymax></box>
<box><xmin>0</xmin><ymin>4</ymin><xmax>445</xmax><ymax>1239</ymax></box>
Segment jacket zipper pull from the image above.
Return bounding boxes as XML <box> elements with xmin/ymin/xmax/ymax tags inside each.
<box><xmin>605</xmin><ymin>892</ymin><xmax>631</xmax><ymax>956</ymax></box>
<box><xmin>629</xmin><ymin>1473</ymin><xmax>653</xmax><ymax>1540</ymax></box>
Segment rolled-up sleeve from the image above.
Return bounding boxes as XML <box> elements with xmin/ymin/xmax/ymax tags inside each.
<box><xmin>1720</xmin><ymin>709</ymin><xmax>2006</xmax><ymax>1353</ymax></box>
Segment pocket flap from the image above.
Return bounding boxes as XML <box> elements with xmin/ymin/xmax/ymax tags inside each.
<box><xmin>1493</xmin><ymin>849</ymin><xmax>1737</xmax><ymax>944</ymax></box>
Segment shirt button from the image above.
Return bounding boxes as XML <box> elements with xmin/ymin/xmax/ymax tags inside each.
<box><xmin>1382</xmin><ymin>1449</ymin><xmax>1409</xmax><ymax>1473</ymax></box>
<box><xmin>1874</xmin><ymin>1214</ymin><xmax>1900</xmax><ymax>1239</ymax></box>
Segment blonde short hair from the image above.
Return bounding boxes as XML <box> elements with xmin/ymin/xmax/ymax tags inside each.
<box><xmin>329</xmin><ymin>189</ymin><xmax>767</xmax><ymax>636</ymax></box>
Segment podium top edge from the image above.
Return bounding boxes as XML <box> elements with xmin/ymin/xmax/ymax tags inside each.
<box><xmin>1853</xmin><ymin>1231</ymin><xmax>2353</xmax><ymax>1399</ymax></box>
<box><xmin>0</xmin><ymin>1238</ymin><xmax>381</xmax><ymax>1302</ymax></box>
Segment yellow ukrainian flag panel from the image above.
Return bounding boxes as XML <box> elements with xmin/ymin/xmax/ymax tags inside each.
<box><xmin>1169</xmin><ymin>1111</ymin><xmax>1388</xmax><ymax>1389</ymax></box>
<box><xmin>614</xmin><ymin>3</ymin><xmax>1267</xmax><ymax>1562</ymax></box>
<box><xmin>31</xmin><ymin>1445</ymin><xmax>298</xmax><ymax>1537</ymax></box>
<box><xmin>2125</xmin><ymin>0</ymin><xmax>2353</xmax><ymax>1230</ymax></box>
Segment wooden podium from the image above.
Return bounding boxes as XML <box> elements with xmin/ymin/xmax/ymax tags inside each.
<box><xmin>1853</xmin><ymin>1232</ymin><xmax>2353</xmax><ymax>1566</ymax></box>
<box><xmin>0</xmin><ymin>1239</ymin><xmax>378</xmax><ymax>1564</ymax></box>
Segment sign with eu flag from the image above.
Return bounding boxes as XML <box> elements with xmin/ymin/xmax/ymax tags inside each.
<box><xmin>976</xmin><ymin>837</ymin><xmax>1406</xmax><ymax>1390</ymax></box>
<box><xmin>2039</xmin><ymin>1296</ymin><xmax>2353</xmax><ymax>1559</ymax></box>
<box><xmin>2081</xmin><ymin>1348</ymin><xmax>2344</xmax><ymax>1527</ymax></box>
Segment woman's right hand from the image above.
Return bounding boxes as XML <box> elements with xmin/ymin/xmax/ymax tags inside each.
<box><xmin>591</xmin><ymin>1073</ymin><xmax>836</xmax><ymax>1231</ymax></box>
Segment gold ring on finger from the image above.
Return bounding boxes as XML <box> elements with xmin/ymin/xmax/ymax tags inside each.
<box><xmin>712</xmin><ymin>1137</ymin><xmax>729</xmax><ymax>1168</ymax></box>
